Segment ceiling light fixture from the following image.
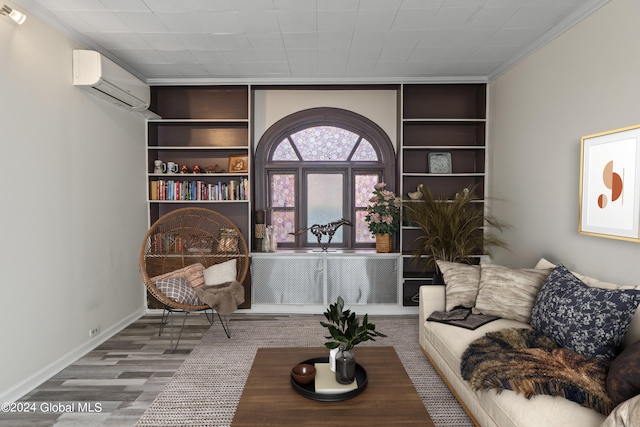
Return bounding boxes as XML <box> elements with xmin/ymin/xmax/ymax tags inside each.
<box><xmin>1</xmin><ymin>4</ymin><xmax>26</xmax><ymax>25</ymax></box>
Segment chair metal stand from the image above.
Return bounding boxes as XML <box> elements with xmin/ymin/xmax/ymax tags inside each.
<box><xmin>159</xmin><ymin>306</ymin><xmax>230</xmax><ymax>353</ymax></box>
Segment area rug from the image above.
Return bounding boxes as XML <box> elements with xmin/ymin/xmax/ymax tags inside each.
<box><xmin>136</xmin><ymin>315</ymin><xmax>473</xmax><ymax>427</ymax></box>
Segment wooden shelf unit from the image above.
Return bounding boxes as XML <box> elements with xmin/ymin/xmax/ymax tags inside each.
<box><xmin>145</xmin><ymin>85</ymin><xmax>252</xmax><ymax>309</ymax></box>
<box><xmin>399</xmin><ymin>84</ymin><xmax>487</xmax><ymax>306</ymax></box>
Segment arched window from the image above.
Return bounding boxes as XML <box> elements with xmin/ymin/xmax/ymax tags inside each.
<box><xmin>255</xmin><ymin>107</ymin><xmax>396</xmax><ymax>249</ymax></box>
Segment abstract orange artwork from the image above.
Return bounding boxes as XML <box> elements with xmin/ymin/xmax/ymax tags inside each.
<box><xmin>580</xmin><ymin>124</ymin><xmax>640</xmax><ymax>242</ymax></box>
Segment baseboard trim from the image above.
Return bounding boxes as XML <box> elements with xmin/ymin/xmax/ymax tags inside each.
<box><xmin>420</xmin><ymin>345</ymin><xmax>481</xmax><ymax>427</ymax></box>
<box><xmin>0</xmin><ymin>307</ymin><xmax>146</xmax><ymax>403</ymax></box>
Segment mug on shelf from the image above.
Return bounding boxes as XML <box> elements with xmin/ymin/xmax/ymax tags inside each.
<box><xmin>166</xmin><ymin>162</ymin><xmax>179</xmax><ymax>173</ymax></box>
<box><xmin>153</xmin><ymin>160</ymin><xmax>166</xmax><ymax>174</ymax></box>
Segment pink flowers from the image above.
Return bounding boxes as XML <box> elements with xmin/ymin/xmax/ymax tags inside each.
<box><xmin>364</xmin><ymin>182</ymin><xmax>401</xmax><ymax>236</ymax></box>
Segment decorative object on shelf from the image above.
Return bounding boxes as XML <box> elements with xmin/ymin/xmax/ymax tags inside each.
<box><xmin>205</xmin><ymin>165</ymin><xmax>219</xmax><ymax>174</ymax></box>
<box><xmin>254</xmin><ymin>209</ymin><xmax>266</xmax><ymax>251</ymax></box>
<box><xmin>579</xmin><ymin>124</ymin><xmax>640</xmax><ymax>242</ymax></box>
<box><xmin>288</xmin><ymin>218</ymin><xmax>353</xmax><ymax>251</ymax></box>
<box><xmin>407</xmin><ymin>184</ymin><xmax>424</xmax><ymax>200</ymax></box>
<box><xmin>192</xmin><ymin>165</ymin><xmax>201</xmax><ymax>174</ymax></box>
<box><xmin>375</xmin><ymin>233</ymin><xmax>392</xmax><ymax>253</ymax></box>
<box><xmin>364</xmin><ymin>182</ymin><xmax>401</xmax><ymax>252</ymax></box>
<box><xmin>320</xmin><ymin>296</ymin><xmax>386</xmax><ymax>384</ymax></box>
<box><xmin>185</xmin><ymin>235</ymin><xmax>215</xmax><ymax>253</ymax></box>
<box><xmin>167</xmin><ymin>161</ymin><xmax>179</xmax><ymax>173</ymax></box>
<box><xmin>218</xmin><ymin>228</ymin><xmax>239</xmax><ymax>252</ymax></box>
<box><xmin>154</xmin><ymin>160</ymin><xmax>166</xmax><ymax>174</ymax></box>
<box><xmin>269</xmin><ymin>226</ymin><xmax>278</xmax><ymax>252</ymax></box>
<box><xmin>262</xmin><ymin>225</ymin><xmax>273</xmax><ymax>252</ymax></box>
<box><xmin>428</xmin><ymin>152</ymin><xmax>452</xmax><ymax>174</ymax></box>
<box><xmin>180</xmin><ymin>165</ymin><xmax>189</xmax><ymax>174</ymax></box>
<box><xmin>228</xmin><ymin>154</ymin><xmax>249</xmax><ymax>173</ymax></box>
<box><xmin>402</xmin><ymin>185</ymin><xmax>508</xmax><ymax>274</ymax></box>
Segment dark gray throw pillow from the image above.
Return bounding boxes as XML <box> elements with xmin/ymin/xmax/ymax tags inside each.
<box><xmin>530</xmin><ymin>265</ymin><xmax>640</xmax><ymax>360</ymax></box>
<box><xmin>607</xmin><ymin>339</ymin><xmax>640</xmax><ymax>405</ymax></box>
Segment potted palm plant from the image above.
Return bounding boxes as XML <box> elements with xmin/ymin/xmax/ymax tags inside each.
<box><xmin>320</xmin><ymin>296</ymin><xmax>386</xmax><ymax>384</ymax></box>
<box><xmin>402</xmin><ymin>185</ymin><xmax>508</xmax><ymax>282</ymax></box>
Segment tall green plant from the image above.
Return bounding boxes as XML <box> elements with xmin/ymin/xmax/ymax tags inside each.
<box><xmin>320</xmin><ymin>296</ymin><xmax>386</xmax><ymax>351</ymax></box>
<box><xmin>402</xmin><ymin>186</ymin><xmax>508</xmax><ymax>271</ymax></box>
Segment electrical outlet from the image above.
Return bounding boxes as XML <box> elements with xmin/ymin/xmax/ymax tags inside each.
<box><xmin>89</xmin><ymin>325</ymin><xmax>100</xmax><ymax>338</ymax></box>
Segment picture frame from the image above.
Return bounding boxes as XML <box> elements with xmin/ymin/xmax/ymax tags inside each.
<box><xmin>579</xmin><ymin>124</ymin><xmax>640</xmax><ymax>242</ymax></box>
<box><xmin>428</xmin><ymin>152</ymin><xmax>452</xmax><ymax>174</ymax></box>
<box><xmin>228</xmin><ymin>154</ymin><xmax>249</xmax><ymax>173</ymax></box>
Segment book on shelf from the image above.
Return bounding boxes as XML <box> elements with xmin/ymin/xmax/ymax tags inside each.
<box><xmin>149</xmin><ymin>177</ymin><xmax>249</xmax><ymax>201</ymax></box>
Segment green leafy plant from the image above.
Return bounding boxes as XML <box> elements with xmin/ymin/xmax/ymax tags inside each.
<box><xmin>402</xmin><ymin>185</ymin><xmax>509</xmax><ymax>272</ymax></box>
<box><xmin>320</xmin><ymin>296</ymin><xmax>386</xmax><ymax>351</ymax></box>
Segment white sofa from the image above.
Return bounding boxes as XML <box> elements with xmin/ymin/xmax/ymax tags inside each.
<box><xmin>419</xmin><ymin>275</ymin><xmax>640</xmax><ymax>427</ymax></box>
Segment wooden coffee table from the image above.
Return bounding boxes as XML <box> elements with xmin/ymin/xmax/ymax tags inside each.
<box><xmin>231</xmin><ymin>346</ymin><xmax>434</xmax><ymax>426</ymax></box>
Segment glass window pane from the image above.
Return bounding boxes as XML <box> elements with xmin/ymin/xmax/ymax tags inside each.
<box><xmin>271</xmin><ymin>211</ymin><xmax>296</xmax><ymax>243</ymax></box>
<box><xmin>291</xmin><ymin>126</ymin><xmax>359</xmax><ymax>161</ymax></box>
<box><xmin>272</xmin><ymin>139</ymin><xmax>299</xmax><ymax>161</ymax></box>
<box><xmin>307</xmin><ymin>174</ymin><xmax>344</xmax><ymax>243</ymax></box>
<box><xmin>355</xmin><ymin>174</ymin><xmax>379</xmax><ymax>207</ymax></box>
<box><xmin>355</xmin><ymin>210</ymin><xmax>375</xmax><ymax>243</ymax></box>
<box><xmin>351</xmin><ymin>139</ymin><xmax>378</xmax><ymax>161</ymax></box>
<box><xmin>270</xmin><ymin>174</ymin><xmax>295</xmax><ymax>207</ymax></box>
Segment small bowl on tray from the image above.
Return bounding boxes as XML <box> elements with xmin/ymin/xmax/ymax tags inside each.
<box><xmin>291</xmin><ymin>364</ymin><xmax>316</xmax><ymax>385</ymax></box>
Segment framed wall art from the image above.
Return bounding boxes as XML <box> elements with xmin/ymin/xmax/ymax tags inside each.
<box><xmin>228</xmin><ymin>154</ymin><xmax>249</xmax><ymax>173</ymax></box>
<box><xmin>428</xmin><ymin>152</ymin><xmax>452</xmax><ymax>174</ymax></box>
<box><xmin>579</xmin><ymin>124</ymin><xmax>640</xmax><ymax>242</ymax></box>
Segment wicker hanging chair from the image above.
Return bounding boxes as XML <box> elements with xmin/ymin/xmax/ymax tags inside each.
<box><xmin>139</xmin><ymin>208</ymin><xmax>249</xmax><ymax>350</ymax></box>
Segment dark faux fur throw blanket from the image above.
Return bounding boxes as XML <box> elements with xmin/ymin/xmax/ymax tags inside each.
<box><xmin>460</xmin><ymin>328</ymin><xmax>614</xmax><ymax>415</ymax></box>
<box><xmin>195</xmin><ymin>281</ymin><xmax>245</xmax><ymax>316</ymax></box>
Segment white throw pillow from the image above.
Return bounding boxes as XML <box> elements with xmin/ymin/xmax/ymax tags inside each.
<box><xmin>436</xmin><ymin>260</ymin><xmax>481</xmax><ymax>311</ymax></box>
<box><xmin>203</xmin><ymin>259</ymin><xmax>237</xmax><ymax>286</ymax></box>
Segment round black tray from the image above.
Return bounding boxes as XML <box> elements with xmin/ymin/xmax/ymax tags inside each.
<box><xmin>290</xmin><ymin>356</ymin><xmax>368</xmax><ymax>402</ymax></box>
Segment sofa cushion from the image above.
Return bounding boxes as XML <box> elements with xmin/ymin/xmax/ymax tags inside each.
<box><xmin>601</xmin><ymin>394</ymin><xmax>640</xmax><ymax>427</ymax></box>
<box><xmin>531</xmin><ymin>265</ymin><xmax>640</xmax><ymax>360</ymax></box>
<box><xmin>474</xmin><ymin>264</ymin><xmax>551</xmax><ymax>323</ymax></box>
<box><xmin>534</xmin><ymin>258</ymin><xmax>640</xmax><ymax>348</ymax></box>
<box><xmin>607</xmin><ymin>339</ymin><xmax>640</xmax><ymax>405</ymax></box>
<box><xmin>153</xmin><ymin>276</ymin><xmax>204</xmax><ymax>306</ymax></box>
<box><xmin>437</xmin><ymin>260</ymin><xmax>480</xmax><ymax>311</ymax></box>
<box><xmin>203</xmin><ymin>259</ymin><xmax>237</xmax><ymax>286</ymax></box>
<box><xmin>151</xmin><ymin>263</ymin><xmax>205</xmax><ymax>287</ymax></box>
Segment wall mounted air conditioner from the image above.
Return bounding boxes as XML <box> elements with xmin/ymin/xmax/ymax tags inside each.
<box><xmin>73</xmin><ymin>50</ymin><xmax>158</xmax><ymax>118</ymax></box>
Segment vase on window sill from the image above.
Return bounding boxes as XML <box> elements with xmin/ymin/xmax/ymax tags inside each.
<box><xmin>375</xmin><ymin>233</ymin><xmax>391</xmax><ymax>253</ymax></box>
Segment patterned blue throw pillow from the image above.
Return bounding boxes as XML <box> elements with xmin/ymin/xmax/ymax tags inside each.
<box><xmin>531</xmin><ymin>265</ymin><xmax>640</xmax><ymax>360</ymax></box>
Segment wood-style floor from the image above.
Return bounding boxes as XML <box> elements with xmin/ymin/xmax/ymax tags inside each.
<box><xmin>0</xmin><ymin>313</ymin><xmax>225</xmax><ymax>427</ymax></box>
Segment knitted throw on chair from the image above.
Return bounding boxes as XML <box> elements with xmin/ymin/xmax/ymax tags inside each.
<box><xmin>195</xmin><ymin>281</ymin><xmax>245</xmax><ymax>316</ymax></box>
<box><xmin>460</xmin><ymin>328</ymin><xmax>614</xmax><ymax>415</ymax></box>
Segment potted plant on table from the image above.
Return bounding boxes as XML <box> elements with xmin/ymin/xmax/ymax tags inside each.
<box><xmin>402</xmin><ymin>185</ymin><xmax>509</xmax><ymax>283</ymax></box>
<box><xmin>320</xmin><ymin>296</ymin><xmax>386</xmax><ymax>384</ymax></box>
<box><xmin>364</xmin><ymin>182</ymin><xmax>401</xmax><ymax>253</ymax></box>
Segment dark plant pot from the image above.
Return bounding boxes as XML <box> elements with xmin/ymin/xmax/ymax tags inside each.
<box><xmin>335</xmin><ymin>350</ymin><xmax>356</xmax><ymax>384</ymax></box>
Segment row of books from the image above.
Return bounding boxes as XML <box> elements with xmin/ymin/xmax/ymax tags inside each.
<box><xmin>150</xmin><ymin>178</ymin><xmax>249</xmax><ymax>201</ymax></box>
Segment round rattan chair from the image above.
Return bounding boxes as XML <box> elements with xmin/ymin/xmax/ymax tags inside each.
<box><xmin>139</xmin><ymin>208</ymin><xmax>249</xmax><ymax>350</ymax></box>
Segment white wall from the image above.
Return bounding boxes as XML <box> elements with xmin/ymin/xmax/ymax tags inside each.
<box><xmin>488</xmin><ymin>0</ymin><xmax>640</xmax><ymax>284</ymax></box>
<box><xmin>253</xmin><ymin>89</ymin><xmax>397</xmax><ymax>150</ymax></box>
<box><xmin>0</xmin><ymin>1</ymin><xmax>147</xmax><ymax>401</ymax></box>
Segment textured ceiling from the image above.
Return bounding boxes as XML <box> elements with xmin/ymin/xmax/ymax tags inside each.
<box><xmin>14</xmin><ymin>0</ymin><xmax>608</xmax><ymax>83</ymax></box>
